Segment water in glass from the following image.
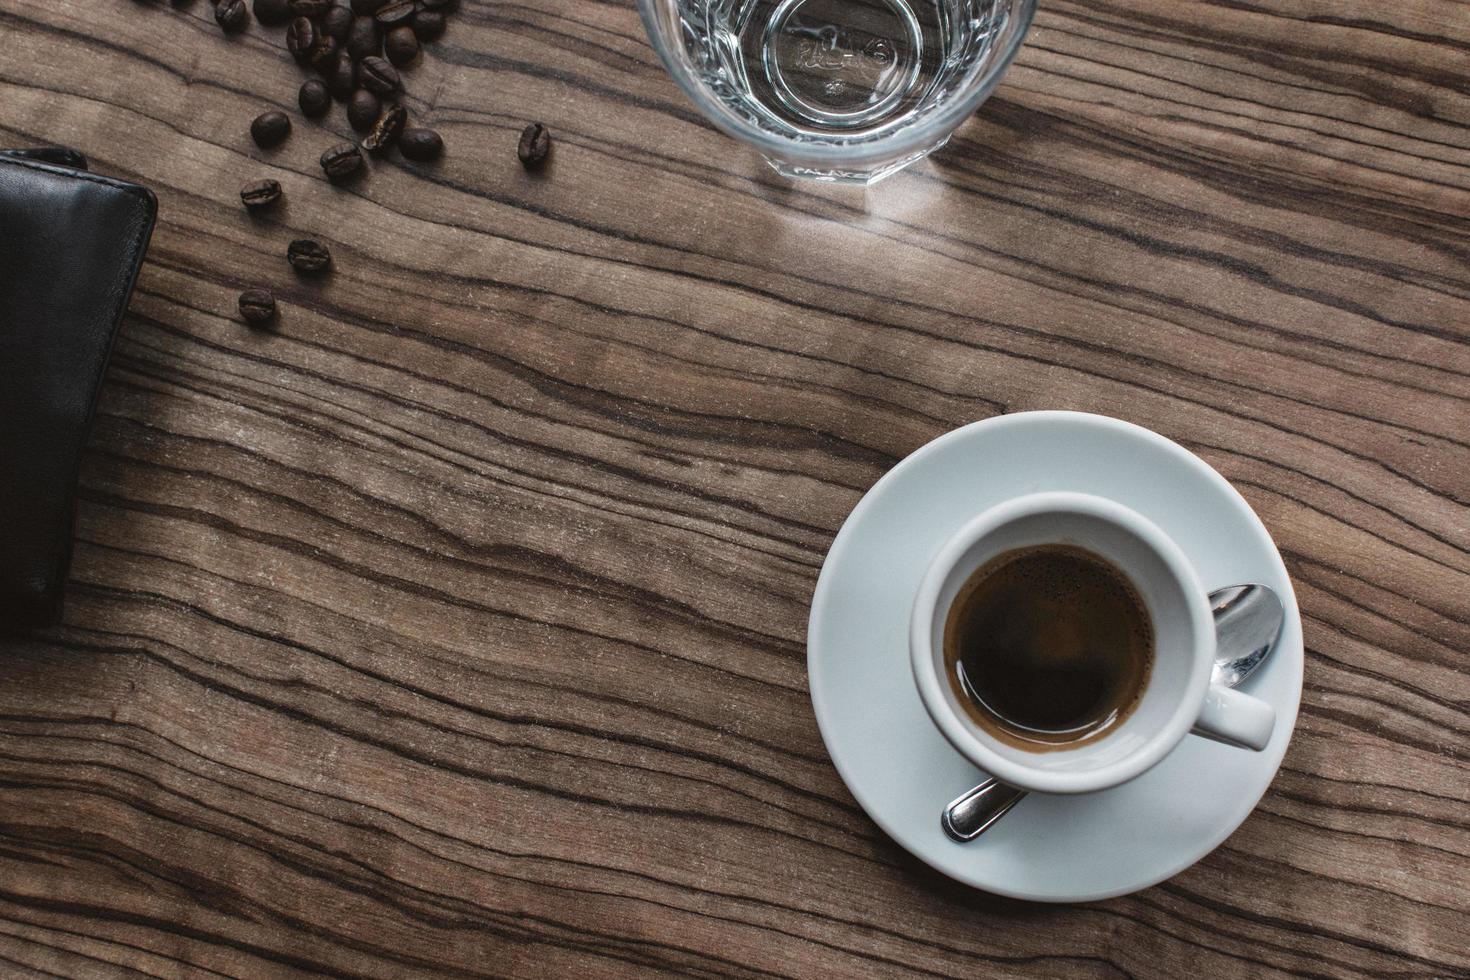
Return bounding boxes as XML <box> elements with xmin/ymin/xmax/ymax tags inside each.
<box><xmin>672</xmin><ymin>0</ymin><xmax>1015</xmax><ymax>178</ymax></box>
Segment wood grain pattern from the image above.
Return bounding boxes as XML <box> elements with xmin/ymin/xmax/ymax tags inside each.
<box><xmin>1</xmin><ymin>0</ymin><xmax>1467</xmax><ymax>975</ymax></box>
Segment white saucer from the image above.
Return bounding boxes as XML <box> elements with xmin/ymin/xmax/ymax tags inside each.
<box><xmin>807</xmin><ymin>412</ymin><xmax>1303</xmax><ymax>903</ymax></box>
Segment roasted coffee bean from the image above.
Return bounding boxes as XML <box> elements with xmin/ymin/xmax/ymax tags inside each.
<box><xmin>350</xmin><ymin>0</ymin><xmax>386</xmax><ymax>12</ymax></box>
<box><xmin>418</xmin><ymin>0</ymin><xmax>454</xmax><ymax>9</ymax></box>
<box><xmin>363</xmin><ymin>103</ymin><xmax>407</xmax><ymax>154</ymax></box>
<box><xmin>322</xmin><ymin>49</ymin><xmax>357</xmax><ymax>99</ymax></box>
<box><xmin>383</xmin><ymin>25</ymin><xmax>418</xmax><ymax>66</ymax></box>
<box><xmin>253</xmin><ymin>0</ymin><xmax>292</xmax><ymax>25</ymax></box>
<box><xmin>358</xmin><ymin>56</ymin><xmax>400</xmax><ymax>95</ymax></box>
<box><xmin>321</xmin><ymin>4</ymin><xmax>354</xmax><ymax>39</ymax></box>
<box><xmin>345</xmin><ymin>14</ymin><xmax>379</xmax><ymax>59</ymax></box>
<box><xmin>308</xmin><ymin>32</ymin><xmax>339</xmax><ymax>65</ymax></box>
<box><xmin>346</xmin><ymin>89</ymin><xmax>381</xmax><ymax>131</ymax></box>
<box><xmin>250</xmin><ymin>111</ymin><xmax>292</xmax><ymax>148</ymax></box>
<box><xmin>286</xmin><ymin>16</ymin><xmax>319</xmax><ymax>62</ymax></box>
<box><xmin>288</xmin><ymin>0</ymin><xmax>333</xmax><ymax>14</ymax></box>
<box><xmin>517</xmin><ymin>122</ymin><xmax>551</xmax><ymax>169</ymax></box>
<box><xmin>287</xmin><ymin>239</ymin><xmax>332</xmax><ymax>274</ymax></box>
<box><xmin>215</xmin><ymin>0</ymin><xmax>249</xmax><ymax>32</ymax></box>
<box><xmin>399</xmin><ymin>127</ymin><xmax>443</xmax><ymax>161</ymax></box>
<box><xmin>239</xmin><ymin>288</ymin><xmax>278</xmax><ymax>325</ymax></box>
<box><xmin>411</xmin><ymin>10</ymin><xmax>445</xmax><ymax>41</ymax></box>
<box><xmin>240</xmin><ymin>179</ymin><xmax>283</xmax><ymax>211</ymax></box>
<box><xmin>320</xmin><ymin>141</ymin><xmax>365</xmax><ymax>181</ymax></box>
<box><xmin>285</xmin><ymin>17</ymin><xmax>336</xmax><ymax>66</ymax></box>
<box><xmin>374</xmin><ymin>0</ymin><xmax>414</xmax><ymax>28</ymax></box>
<box><xmin>299</xmin><ymin>78</ymin><xmax>332</xmax><ymax>117</ymax></box>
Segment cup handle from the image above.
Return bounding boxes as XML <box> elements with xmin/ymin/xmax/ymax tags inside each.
<box><xmin>1192</xmin><ymin>684</ymin><xmax>1275</xmax><ymax>750</ymax></box>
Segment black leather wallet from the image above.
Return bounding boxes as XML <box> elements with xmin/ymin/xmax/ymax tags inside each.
<box><xmin>0</xmin><ymin>151</ymin><xmax>157</xmax><ymax>630</ymax></box>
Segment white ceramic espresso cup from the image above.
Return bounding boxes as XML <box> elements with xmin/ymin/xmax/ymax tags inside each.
<box><xmin>910</xmin><ymin>491</ymin><xmax>1275</xmax><ymax>795</ymax></box>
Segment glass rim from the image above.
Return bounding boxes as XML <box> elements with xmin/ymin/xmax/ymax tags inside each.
<box><xmin>636</xmin><ymin>0</ymin><xmax>1038</xmax><ymax>169</ymax></box>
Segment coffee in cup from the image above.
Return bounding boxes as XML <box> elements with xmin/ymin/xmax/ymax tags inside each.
<box><xmin>944</xmin><ymin>544</ymin><xmax>1153</xmax><ymax>751</ymax></box>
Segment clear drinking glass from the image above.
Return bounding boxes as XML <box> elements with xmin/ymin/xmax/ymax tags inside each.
<box><xmin>638</xmin><ymin>0</ymin><xmax>1036</xmax><ymax>184</ymax></box>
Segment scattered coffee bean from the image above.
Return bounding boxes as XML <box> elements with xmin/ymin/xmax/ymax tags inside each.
<box><xmin>384</xmin><ymin>25</ymin><xmax>418</xmax><ymax>66</ymax></box>
<box><xmin>374</xmin><ymin>0</ymin><xmax>414</xmax><ymax>28</ymax></box>
<box><xmin>320</xmin><ymin>141</ymin><xmax>365</xmax><ymax>181</ymax></box>
<box><xmin>411</xmin><ymin>10</ymin><xmax>445</xmax><ymax>41</ymax></box>
<box><xmin>308</xmin><ymin>32</ymin><xmax>339</xmax><ymax>66</ymax></box>
<box><xmin>215</xmin><ymin>0</ymin><xmax>250</xmax><ymax>32</ymax></box>
<box><xmin>350</xmin><ymin>0</ymin><xmax>387</xmax><ymax>12</ymax></box>
<box><xmin>322</xmin><ymin>4</ymin><xmax>354</xmax><ymax>40</ymax></box>
<box><xmin>358</xmin><ymin>56</ymin><xmax>400</xmax><ymax>95</ymax></box>
<box><xmin>240</xmin><ymin>178</ymin><xmax>283</xmax><ymax>211</ymax></box>
<box><xmin>399</xmin><ymin>127</ymin><xmax>443</xmax><ymax>161</ymax></box>
<box><xmin>253</xmin><ymin>0</ymin><xmax>292</xmax><ymax>25</ymax></box>
<box><xmin>322</xmin><ymin>49</ymin><xmax>357</xmax><ymax>99</ymax></box>
<box><xmin>239</xmin><ymin>288</ymin><xmax>278</xmax><ymax>325</ymax></box>
<box><xmin>363</xmin><ymin>103</ymin><xmax>407</xmax><ymax>154</ymax></box>
<box><xmin>419</xmin><ymin>0</ymin><xmax>454</xmax><ymax>9</ymax></box>
<box><xmin>286</xmin><ymin>16</ymin><xmax>319</xmax><ymax>62</ymax></box>
<box><xmin>517</xmin><ymin>122</ymin><xmax>551</xmax><ymax>169</ymax></box>
<box><xmin>250</xmin><ymin>110</ymin><xmax>292</xmax><ymax>148</ymax></box>
<box><xmin>288</xmin><ymin>0</ymin><xmax>333</xmax><ymax>14</ymax></box>
<box><xmin>345</xmin><ymin>14</ymin><xmax>380</xmax><ymax>59</ymax></box>
<box><xmin>286</xmin><ymin>24</ymin><xmax>338</xmax><ymax>66</ymax></box>
<box><xmin>288</xmin><ymin>239</ymin><xmax>333</xmax><ymax>274</ymax></box>
<box><xmin>299</xmin><ymin>78</ymin><xmax>331</xmax><ymax>117</ymax></box>
<box><xmin>347</xmin><ymin>89</ymin><xmax>381</xmax><ymax>131</ymax></box>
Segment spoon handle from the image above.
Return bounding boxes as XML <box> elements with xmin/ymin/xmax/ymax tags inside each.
<box><xmin>942</xmin><ymin>778</ymin><xmax>1027</xmax><ymax>841</ymax></box>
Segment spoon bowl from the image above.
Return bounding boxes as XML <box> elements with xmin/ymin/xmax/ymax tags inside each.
<box><xmin>1209</xmin><ymin>585</ymin><xmax>1284</xmax><ymax>689</ymax></box>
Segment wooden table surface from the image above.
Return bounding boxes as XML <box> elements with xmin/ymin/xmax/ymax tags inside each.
<box><xmin>2</xmin><ymin>0</ymin><xmax>1468</xmax><ymax>976</ymax></box>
